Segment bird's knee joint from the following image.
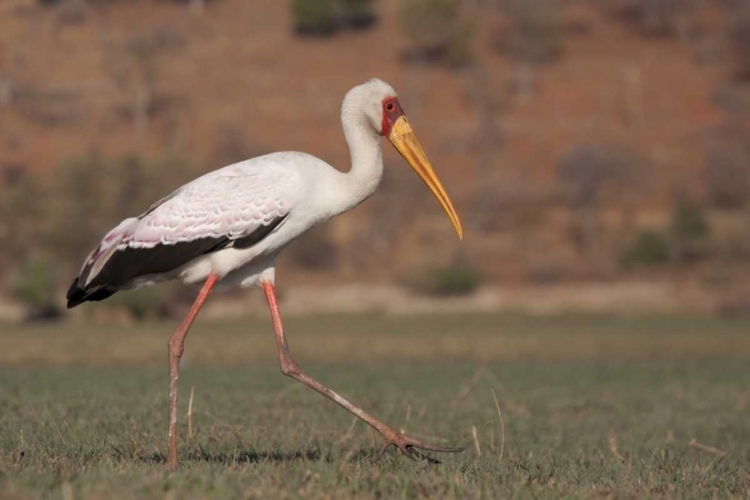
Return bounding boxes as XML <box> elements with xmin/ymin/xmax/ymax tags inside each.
<box><xmin>167</xmin><ymin>339</ymin><xmax>184</xmax><ymax>359</ymax></box>
<box><xmin>280</xmin><ymin>360</ymin><xmax>301</xmax><ymax>377</ymax></box>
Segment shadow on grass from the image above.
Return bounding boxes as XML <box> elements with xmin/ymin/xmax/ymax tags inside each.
<box><xmin>134</xmin><ymin>447</ymin><xmax>383</xmax><ymax>465</ymax></box>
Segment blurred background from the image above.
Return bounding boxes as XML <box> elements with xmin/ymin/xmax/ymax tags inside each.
<box><xmin>1</xmin><ymin>0</ymin><xmax>750</xmax><ymax>323</ymax></box>
<box><xmin>3</xmin><ymin>5</ymin><xmax>750</xmax><ymax>495</ymax></box>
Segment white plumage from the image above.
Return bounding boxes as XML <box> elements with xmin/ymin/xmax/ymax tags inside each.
<box><xmin>80</xmin><ymin>154</ymin><xmax>308</xmax><ymax>289</ymax></box>
<box><xmin>68</xmin><ymin>80</ymin><xmax>417</xmax><ymax>305</ymax></box>
<box><xmin>66</xmin><ymin>78</ymin><xmax>464</xmax><ymax>471</ymax></box>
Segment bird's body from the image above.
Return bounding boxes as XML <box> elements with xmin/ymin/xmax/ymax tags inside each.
<box><xmin>68</xmin><ymin>79</ymin><xmax>392</xmax><ymax>306</ymax></box>
<box><xmin>67</xmin><ymin>151</ymin><xmax>369</xmax><ymax>304</ymax></box>
<box><xmin>67</xmin><ymin>78</ymin><xmax>464</xmax><ymax>470</ymax></box>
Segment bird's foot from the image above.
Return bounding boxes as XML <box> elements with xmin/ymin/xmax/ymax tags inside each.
<box><xmin>372</xmin><ymin>427</ymin><xmax>463</xmax><ymax>464</ymax></box>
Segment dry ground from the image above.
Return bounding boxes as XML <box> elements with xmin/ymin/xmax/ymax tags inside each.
<box><xmin>2</xmin><ymin>312</ymin><xmax>750</xmax><ymax>366</ymax></box>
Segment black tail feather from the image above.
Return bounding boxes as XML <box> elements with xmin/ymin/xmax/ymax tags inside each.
<box><xmin>66</xmin><ymin>279</ymin><xmax>84</xmax><ymax>308</ymax></box>
<box><xmin>66</xmin><ymin>278</ymin><xmax>116</xmax><ymax>308</ymax></box>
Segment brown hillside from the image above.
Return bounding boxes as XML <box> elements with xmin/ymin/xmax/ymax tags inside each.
<box><xmin>0</xmin><ymin>1</ymin><xmax>726</xmax><ymax>186</ymax></box>
<box><xmin>0</xmin><ymin>0</ymin><xmax>744</xmax><ymax>287</ymax></box>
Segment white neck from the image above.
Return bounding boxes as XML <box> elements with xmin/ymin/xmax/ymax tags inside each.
<box><xmin>330</xmin><ymin>111</ymin><xmax>384</xmax><ymax>215</ymax></box>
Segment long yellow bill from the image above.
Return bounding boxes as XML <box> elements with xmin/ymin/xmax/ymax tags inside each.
<box><xmin>387</xmin><ymin>115</ymin><xmax>463</xmax><ymax>240</ymax></box>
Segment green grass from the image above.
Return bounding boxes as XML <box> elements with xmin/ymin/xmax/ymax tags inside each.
<box><xmin>0</xmin><ymin>314</ymin><xmax>749</xmax><ymax>498</ymax></box>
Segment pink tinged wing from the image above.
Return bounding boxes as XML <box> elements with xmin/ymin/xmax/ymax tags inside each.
<box><xmin>69</xmin><ymin>162</ymin><xmax>302</xmax><ymax>306</ymax></box>
<box><xmin>79</xmin><ymin>217</ymin><xmax>139</xmax><ymax>287</ymax></box>
<box><xmin>128</xmin><ymin>168</ymin><xmax>298</xmax><ymax>249</ymax></box>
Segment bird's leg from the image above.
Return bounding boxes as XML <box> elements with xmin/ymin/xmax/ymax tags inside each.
<box><xmin>166</xmin><ymin>273</ymin><xmax>219</xmax><ymax>472</ymax></box>
<box><xmin>261</xmin><ymin>282</ymin><xmax>463</xmax><ymax>463</ymax></box>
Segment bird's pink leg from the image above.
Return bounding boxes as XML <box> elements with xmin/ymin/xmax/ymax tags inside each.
<box><xmin>166</xmin><ymin>273</ymin><xmax>219</xmax><ymax>472</ymax></box>
<box><xmin>261</xmin><ymin>282</ymin><xmax>463</xmax><ymax>463</ymax></box>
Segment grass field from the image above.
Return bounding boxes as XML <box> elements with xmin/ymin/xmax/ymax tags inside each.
<box><xmin>0</xmin><ymin>314</ymin><xmax>749</xmax><ymax>498</ymax></box>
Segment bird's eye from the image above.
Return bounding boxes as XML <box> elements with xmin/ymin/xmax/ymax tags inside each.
<box><xmin>386</xmin><ymin>102</ymin><xmax>394</xmax><ymax>111</ymax></box>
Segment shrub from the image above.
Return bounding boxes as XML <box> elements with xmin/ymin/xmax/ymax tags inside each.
<box><xmin>290</xmin><ymin>0</ymin><xmax>376</xmax><ymax>35</ymax></box>
<box><xmin>110</xmin><ymin>155</ymin><xmax>185</xmax><ymax>218</ymax></box>
<box><xmin>102</xmin><ymin>27</ymin><xmax>184</xmax><ymax>143</ymax></box>
<box><xmin>291</xmin><ymin>0</ymin><xmax>341</xmax><ymax>36</ymax></box>
<box><xmin>495</xmin><ymin>0</ymin><xmax>564</xmax><ymax>64</ymax></box>
<box><xmin>557</xmin><ymin>143</ymin><xmax>643</xmax><ymax>262</ymax></box>
<box><xmin>0</xmin><ymin>168</ymin><xmax>43</xmax><ymax>267</ymax></box>
<box><xmin>399</xmin><ymin>0</ymin><xmax>474</xmax><ymax>67</ymax></box>
<box><xmin>12</xmin><ymin>84</ymin><xmax>83</xmax><ymax>128</ymax></box>
<box><xmin>341</xmin><ymin>0</ymin><xmax>376</xmax><ymax>30</ymax></box>
<box><xmin>46</xmin><ymin>153</ymin><xmax>113</xmax><ymax>267</ymax></box>
<box><xmin>108</xmin><ymin>287</ymin><xmax>163</xmax><ymax>321</ymax></box>
<box><xmin>619</xmin><ymin>230</ymin><xmax>670</xmax><ymax>268</ymax></box>
<box><xmin>13</xmin><ymin>258</ymin><xmax>61</xmax><ymax>321</ymax></box>
<box><xmin>704</xmin><ymin>147</ymin><xmax>750</xmax><ymax>210</ymax></box>
<box><xmin>602</xmin><ymin>0</ymin><xmax>692</xmax><ymax>37</ymax></box>
<box><xmin>729</xmin><ymin>0</ymin><xmax>750</xmax><ymax>79</ymax></box>
<box><xmin>557</xmin><ymin>143</ymin><xmax>640</xmax><ymax>207</ymax></box>
<box><xmin>57</xmin><ymin>0</ymin><xmax>87</xmax><ymax>26</ymax></box>
<box><xmin>45</xmin><ymin>153</ymin><xmax>192</xmax><ymax>274</ymax></box>
<box><xmin>670</xmin><ymin>198</ymin><xmax>710</xmax><ymax>262</ymax></box>
<box><xmin>14</xmin><ymin>258</ymin><xmax>57</xmax><ymax>308</ymax></box>
<box><xmin>671</xmin><ymin>199</ymin><xmax>708</xmax><ymax>242</ymax></box>
<box><xmin>407</xmin><ymin>260</ymin><xmax>480</xmax><ymax>296</ymax></box>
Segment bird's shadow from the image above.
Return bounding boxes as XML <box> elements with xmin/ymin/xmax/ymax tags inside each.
<box><xmin>136</xmin><ymin>446</ymin><xmax>380</xmax><ymax>466</ymax></box>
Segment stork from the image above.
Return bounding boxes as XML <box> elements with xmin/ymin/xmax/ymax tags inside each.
<box><xmin>67</xmin><ymin>79</ymin><xmax>464</xmax><ymax>470</ymax></box>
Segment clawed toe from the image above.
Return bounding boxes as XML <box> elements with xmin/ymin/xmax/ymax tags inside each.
<box><xmin>372</xmin><ymin>431</ymin><xmax>464</xmax><ymax>464</ymax></box>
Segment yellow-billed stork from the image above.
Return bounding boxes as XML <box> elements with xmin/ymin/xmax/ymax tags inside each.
<box><xmin>67</xmin><ymin>79</ymin><xmax>464</xmax><ymax>470</ymax></box>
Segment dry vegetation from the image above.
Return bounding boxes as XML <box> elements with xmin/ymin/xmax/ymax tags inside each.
<box><xmin>4</xmin><ymin>312</ymin><xmax>750</xmax><ymax>366</ymax></box>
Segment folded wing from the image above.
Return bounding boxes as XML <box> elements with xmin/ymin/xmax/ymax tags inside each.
<box><xmin>67</xmin><ymin>165</ymin><xmax>300</xmax><ymax>308</ymax></box>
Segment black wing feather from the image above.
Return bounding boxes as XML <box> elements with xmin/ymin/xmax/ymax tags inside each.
<box><xmin>233</xmin><ymin>215</ymin><xmax>287</xmax><ymax>249</ymax></box>
<box><xmin>90</xmin><ymin>236</ymin><xmax>231</xmax><ymax>290</ymax></box>
<box><xmin>67</xmin><ymin>214</ymin><xmax>288</xmax><ymax>309</ymax></box>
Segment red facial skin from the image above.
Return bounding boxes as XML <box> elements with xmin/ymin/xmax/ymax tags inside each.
<box><xmin>381</xmin><ymin>96</ymin><xmax>405</xmax><ymax>137</ymax></box>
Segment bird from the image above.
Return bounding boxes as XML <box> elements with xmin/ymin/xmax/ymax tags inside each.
<box><xmin>66</xmin><ymin>78</ymin><xmax>464</xmax><ymax>471</ymax></box>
